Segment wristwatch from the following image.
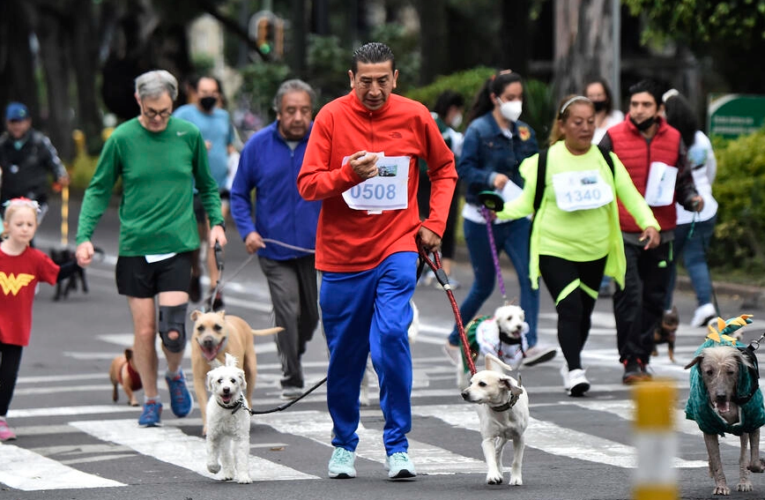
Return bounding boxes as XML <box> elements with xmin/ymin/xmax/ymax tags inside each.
<box><xmin>215</xmin><ymin>220</ymin><xmax>226</xmax><ymax>231</ymax></box>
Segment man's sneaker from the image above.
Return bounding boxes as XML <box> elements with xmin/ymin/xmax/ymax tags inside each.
<box><xmin>165</xmin><ymin>370</ymin><xmax>193</xmax><ymax>417</ymax></box>
<box><xmin>328</xmin><ymin>447</ymin><xmax>356</xmax><ymax>479</ymax></box>
<box><xmin>281</xmin><ymin>387</ymin><xmax>304</xmax><ymax>400</ymax></box>
<box><xmin>138</xmin><ymin>401</ymin><xmax>163</xmax><ymax>427</ymax></box>
<box><xmin>522</xmin><ymin>344</ymin><xmax>557</xmax><ymax>367</ymax></box>
<box><xmin>622</xmin><ymin>359</ymin><xmax>651</xmax><ymax>385</ymax></box>
<box><xmin>385</xmin><ymin>452</ymin><xmax>416</xmax><ymax>479</ymax></box>
<box><xmin>690</xmin><ymin>303</ymin><xmax>717</xmax><ymax>328</ymax></box>
<box><xmin>0</xmin><ymin>419</ymin><xmax>16</xmax><ymax>441</ymax></box>
<box><xmin>443</xmin><ymin>342</ymin><xmax>461</xmax><ymax>366</ymax></box>
<box><xmin>189</xmin><ymin>275</ymin><xmax>202</xmax><ymax>303</ymax></box>
<box><xmin>566</xmin><ymin>369</ymin><xmax>590</xmax><ymax>397</ymax></box>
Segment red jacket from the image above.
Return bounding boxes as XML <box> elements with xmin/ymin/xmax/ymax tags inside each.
<box><xmin>298</xmin><ymin>92</ymin><xmax>457</xmax><ymax>272</ymax></box>
<box><xmin>603</xmin><ymin>117</ymin><xmax>696</xmax><ymax>233</ymax></box>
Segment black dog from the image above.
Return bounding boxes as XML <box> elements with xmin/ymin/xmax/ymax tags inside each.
<box><xmin>48</xmin><ymin>247</ymin><xmax>98</xmax><ymax>301</ymax></box>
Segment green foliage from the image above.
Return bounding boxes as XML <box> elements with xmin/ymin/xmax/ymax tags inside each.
<box><xmin>405</xmin><ymin>66</ymin><xmax>495</xmax><ymax>116</ymax></box>
<box><xmin>192</xmin><ymin>54</ymin><xmax>216</xmax><ymax>77</ymax></box>
<box><xmin>707</xmin><ymin>128</ymin><xmax>765</xmax><ymax>272</ymax></box>
<box><xmin>623</xmin><ymin>0</ymin><xmax>765</xmax><ymax>47</ymax></box>
<box><xmin>522</xmin><ymin>79</ymin><xmax>555</xmax><ymax>146</ymax></box>
<box><xmin>306</xmin><ymin>34</ymin><xmax>352</xmax><ymax>107</ymax></box>
<box><xmin>237</xmin><ymin>62</ymin><xmax>292</xmax><ymax>121</ymax></box>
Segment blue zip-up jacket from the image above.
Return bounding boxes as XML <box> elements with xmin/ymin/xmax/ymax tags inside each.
<box><xmin>230</xmin><ymin>121</ymin><xmax>321</xmax><ymax>261</ymax></box>
<box><xmin>458</xmin><ymin>113</ymin><xmax>539</xmax><ymax>206</ymax></box>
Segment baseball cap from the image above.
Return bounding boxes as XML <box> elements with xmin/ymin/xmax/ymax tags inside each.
<box><xmin>6</xmin><ymin>102</ymin><xmax>29</xmax><ymax>121</ymax></box>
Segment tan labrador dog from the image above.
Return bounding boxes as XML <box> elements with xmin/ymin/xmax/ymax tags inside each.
<box><xmin>190</xmin><ymin>310</ymin><xmax>282</xmax><ymax>435</ymax></box>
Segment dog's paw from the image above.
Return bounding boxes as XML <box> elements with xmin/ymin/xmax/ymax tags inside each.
<box><xmin>509</xmin><ymin>475</ymin><xmax>522</xmax><ymax>486</ymax></box>
<box><xmin>235</xmin><ymin>475</ymin><xmax>252</xmax><ymax>484</ymax></box>
<box><xmin>712</xmin><ymin>485</ymin><xmax>730</xmax><ymax>495</ymax></box>
<box><xmin>486</xmin><ymin>473</ymin><xmax>503</xmax><ymax>485</ymax></box>
<box><xmin>207</xmin><ymin>462</ymin><xmax>221</xmax><ymax>474</ymax></box>
<box><xmin>736</xmin><ymin>480</ymin><xmax>753</xmax><ymax>492</ymax></box>
<box><xmin>748</xmin><ymin>458</ymin><xmax>765</xmax><ymax>473</ymax></box>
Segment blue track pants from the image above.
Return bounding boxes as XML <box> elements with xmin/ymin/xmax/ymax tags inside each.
<box><xmin>320</xmin><ymin>252</ymin><xmax>417</xmax><ymax>454</ymax></box>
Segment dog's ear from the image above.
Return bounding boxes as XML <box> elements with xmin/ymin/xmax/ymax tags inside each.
<box><xmin>239</xmin><ymin>373</ymin><xmax>246</xmax><ymax>391</ymax></box>
<box><xmin>485</xmin><ymin>352</ymin><xmax>513</xmax><ymax>373</ymax></box>
<box><xmin>225</xmin><ymin>353</ymin><xmax>239</xmax><ymax>367</ymax></box>
<box><xmin>207</xmin><ymin>371</ymin><xmax>216</xmax><ymax>392</ymax></box>
<box><xmin>190</xmin><ymin>310</ymin><xmax>202</xmax><ymax>321</ymax></box>
<box><xmin>685</xmin><ymin>355</ymin><xmax>703</xmax><ymax>369</ymax></box>
<box><xmin>217</xmin><ymin>310</ymin><xmax>226</xmax><ymax>318</ymax></box>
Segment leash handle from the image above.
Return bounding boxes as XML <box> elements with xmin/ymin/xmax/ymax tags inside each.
<box><xmin>214</xmin><ymin>241</ymin><xmax>224</xmax><ymax>272</ymax></box>
<box><xmin>480</xmin><ymin>206</ymin><xmax>507</xmax><ymax>301</ymax></box>
<box><xmin>418</xmin><ymin>244</ymin><xmax>477</xmax><ymax>376</ymax></box>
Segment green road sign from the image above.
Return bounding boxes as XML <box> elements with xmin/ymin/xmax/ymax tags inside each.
<box><xmin>707</xmin><ymin>94</ymin><xmax>765</xmax><ymax>138</ymax></box>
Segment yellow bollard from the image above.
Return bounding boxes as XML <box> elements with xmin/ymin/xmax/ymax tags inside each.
<box><xmin>632</xmin><ymin>380</ymin><xmax>678</xmax><ymax>500</ymax></box>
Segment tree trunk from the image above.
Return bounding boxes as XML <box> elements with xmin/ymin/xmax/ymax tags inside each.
<box><xmin>35</xmin><ymin>5</ymin><xmax>75</xmax><ymax>162</ymax></box>
<box><xmin>0</xmin><ymin>1</ymin><xmax>40</xmax><ymax>124</ymax></box>
<box><xmin>290</xmin><ymin>0</ymin><xmax>307</xmax><ymax>78</ymax></box>
<box><xmin>416</xmin><ymin>0</ymin><xmax>447</xmax><ymax>85</ymax></box>
<box><xmin>312</xmin><ymin>0</ymin><xmax>330</xmax><ymax>35</ymax></box>
<box><xmin>552</xmin><ymin>0</ymin><xmax>615</xmax><ymax>103</ymax></box>
<box><xmin>500</xmin><ymin>0</ymin><xmax>530</xmax><ymax>77</ymax></box>
<box><xmin>69</xmin><ymin>0</ymin><xmax>103</xmax><ymax>154</ymax></box>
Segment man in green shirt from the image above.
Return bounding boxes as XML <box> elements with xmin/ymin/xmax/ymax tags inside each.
<box><xmin>75</xmin><ymin>70</ymin><xmax>227</xmax><ymax>427</ymax></box>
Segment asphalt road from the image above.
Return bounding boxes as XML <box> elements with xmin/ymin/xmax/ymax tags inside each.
<box><xmin>3</xmin><ymin>197</ymin><xmax>765</xmax><ymax>500</ymax></box>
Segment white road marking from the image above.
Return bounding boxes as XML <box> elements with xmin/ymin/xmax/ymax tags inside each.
<box><xmin>255</xmin><ymin>410</ymin><xmax>487</xmax><ymax>475</ymax></box>
<box><xmin>412</xmin><ymin>404</ymin><xmax>708</xmax><ymax>469</ymax></box>
<box><xmin>9</xmin><ymin>405</ymin><xmax>142</xmax><ymax>418</ymax></box>
<box><xmin>0</xmin><ymin>443</ymin><xmax>125</xmax><ymax>490</ymax></box>
<box><xmin>70</xmin><ymin>419</ymin><xmax>318</xmax><ymax>481</ymax></box>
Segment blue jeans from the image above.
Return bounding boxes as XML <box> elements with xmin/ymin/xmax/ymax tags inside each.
<box><xmin>320</xmin><ymin>252</ymin><xmax>416</xmax><ymax>454</ymax></box>
<box><xmin>449</xmin><ymin>218</ymin><xmax>539</xmax><ymax>347</ymax></box>
<box><xmin>665</xmin><ymin>216</ymin><xmax>716</xmax><ymax>309</ymax></box>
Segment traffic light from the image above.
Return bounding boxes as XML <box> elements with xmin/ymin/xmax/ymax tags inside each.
<box><xmin>255</xmin><ymin>15</ymin><xmax>284</xmax><ymax>58</ymax></box>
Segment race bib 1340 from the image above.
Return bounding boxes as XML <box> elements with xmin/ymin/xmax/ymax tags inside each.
<box><xmin>552</xmin><ymin>169</ymin><xmax>613</xmax><ymax>212</ymax></box>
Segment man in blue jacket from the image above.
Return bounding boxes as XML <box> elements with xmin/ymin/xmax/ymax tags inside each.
<box><xmin>230</xmin><ymin>79</ymin><xmax>321</xmax><ymax>400</ymax></box>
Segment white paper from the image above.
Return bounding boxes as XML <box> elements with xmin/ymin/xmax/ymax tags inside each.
<box><xmin>644</xmin><ymin>162</ymin><xmax>678</xmax><ymax>207</ymax></box>
<box><xmin>552</xmin><ymin>170</ymin><xmax>614</xmax><ymax>212</ymax></box>
<box><xmin>145</xmin><ymin>253</ymin><xmax>177</xmax><ymax>263</ymax></box>
<box><xmin>500</xmin><ymin>180</ymin><xmax>524</xmax><ymax>204</ymax></box>
<box><xmin>342</xmin><ymin>154</ymin><xmax>410</xmax><ymax>211</ymax></box>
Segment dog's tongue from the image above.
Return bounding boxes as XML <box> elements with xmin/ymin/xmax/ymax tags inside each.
<box><xmin>221</xmin><ymin>394</ymin><xmax>232</xmax><ymax>403</ymax></box>
<box><xmin>715</xmin><ymin>401</ymin><xmax>731</xmax><ymax>414</ymax></box>
<box><xmin>201</xmin><ymin>346</ymin><xmax>219</xmax><ymax>362</ymax></box>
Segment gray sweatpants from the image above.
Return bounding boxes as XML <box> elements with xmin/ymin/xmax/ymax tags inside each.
<box><xmin>258</xmin><ymin>255</ymin><xmax>319</xmax><ymax>389</ymax></box>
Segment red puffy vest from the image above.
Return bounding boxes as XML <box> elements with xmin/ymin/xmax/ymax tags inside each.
<box><xmin>606</xmin><ymin>117</ymin><xmax>682</xmax><ymax>232</ymax></box>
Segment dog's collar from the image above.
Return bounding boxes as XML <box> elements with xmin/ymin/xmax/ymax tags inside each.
<box><xmin>490</xmin><ymin>393</ymin><xmax>520</xmax><ymax>413</ymax></box>
<box><xmin>217</xmin><ymin>394</ymin><xmax>245</xmax><ymax>414</ymax></box>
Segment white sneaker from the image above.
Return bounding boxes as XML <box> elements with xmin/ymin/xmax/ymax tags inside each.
<box><xmin>560</xmin><ymin>364</ymin><xmax>571</xmax><ymax>391</ymax></box>
<box><xmin>690</xmin><ymin>303</ymin><xmax>717</xmax><ymax>328</ymax></box>
<box><xmin>443</xmin><ymin>342</ymin><xmax>461</xmax><ymax>366</ymax></box>
<box><xmin>522</xmin><ymin>344</ymin><xmax>557</xmax><ymax>367</ymax></box>
<box><xmin>566</xmin><ymin>369</ymin><xmax>590</xmax><ymax>397</ymax></box>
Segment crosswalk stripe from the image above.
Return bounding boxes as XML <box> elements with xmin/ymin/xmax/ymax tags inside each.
<box><xmin>69</xmin><ymin>419</ymin><xmax>319</xmax><ymax>481</ymax></box>
<box><xmin>255</xmin><ymin>410</ymin><xmax>487</xmax><ymax>474</ymax></box>
<box><xmin>412</xmin><ymin>404</ymin><xmax>708</xmax><ymax>469</ymax></box>
<box><xmin>0</xmin><ymin>443</ymin><xmax>125</xmax><ymax>490</ymax></box>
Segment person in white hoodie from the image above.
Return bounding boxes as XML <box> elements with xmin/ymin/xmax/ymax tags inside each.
<box><xmin>662</xmin><ymin>90</ymin><xmax>718</xmax><ymax>327</ymax></box>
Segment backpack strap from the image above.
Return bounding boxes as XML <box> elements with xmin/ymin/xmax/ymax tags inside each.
<box><xmin>533</xmin><ymin>148</ymin><xmax>548</xmax><ymax>213</ymax></box>
<box><xmin>597</xmin><ymin>144</ymin><xmax>615</xmax><ymax>177</ymax></box>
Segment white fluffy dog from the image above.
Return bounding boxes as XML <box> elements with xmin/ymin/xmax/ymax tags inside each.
<box><xmin>205</xmin><ymin>354</ymin><xmax>252</xmax><ymax>483</ymax></box>
<box><xmin>360</xmin><ymin>300</ymin><xmax>419</xmax><ymax>406</ymax></box>
<box><xmin>457</xmin><ymin>304</ymin><xmax>529</xmax><ymax>390</ymax></box>
<box><xmin>461</xmin><ymin>353</ymin><xmax>529</xmax><ymax>486</ymax></box>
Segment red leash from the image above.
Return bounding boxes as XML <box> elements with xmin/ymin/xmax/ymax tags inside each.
<box><xmin>417</xmin><ymin>245</ymin><xmax>477</xmax><ymax>376</ymax></box>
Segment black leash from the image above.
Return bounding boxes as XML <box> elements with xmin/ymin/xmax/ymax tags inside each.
<box><xmin>246</xmin><ymin>376</ymin><xmax>328</xmax><ymax>415</ymax></box>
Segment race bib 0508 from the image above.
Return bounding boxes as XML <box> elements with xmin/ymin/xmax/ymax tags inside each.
<box><xmin>552</xmin><ymin>169</ymin><xmax>613</xmax><ymax>212</ymax></box>
<box><xmin>342</xmin><ymin>154</ymin><xmax>410</xmax><ymax>211</ymax></box>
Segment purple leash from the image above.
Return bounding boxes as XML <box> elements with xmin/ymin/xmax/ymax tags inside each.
<box><xmin>480</xmin><ymin>206</ymin><xmax>507</xmax><ymax>302</ymax></box>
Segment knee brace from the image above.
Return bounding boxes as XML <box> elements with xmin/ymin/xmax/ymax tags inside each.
<box><xmin>158</xmin><ymin>303</ymin><xmax>188</xmax><ymax>353</ymax></box>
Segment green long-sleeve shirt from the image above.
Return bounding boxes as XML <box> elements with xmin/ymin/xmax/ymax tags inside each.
<box><xmin>497</xmin><ymin>141</ymin><xmax>660</xmax><ymax>290</ymax></box>
<box><xmin>76</xmin><ymin>117</ymin><xmax>223</xmax><ymax>256</ymax></box>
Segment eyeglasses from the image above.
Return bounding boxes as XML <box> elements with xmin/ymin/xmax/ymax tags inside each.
<box><xmin>142</xmin><ymin>107</ymin><xmax>172</xmax><ymax>119</ymax></box>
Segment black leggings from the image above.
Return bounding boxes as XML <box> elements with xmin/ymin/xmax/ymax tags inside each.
<box><xmin>0</xmin><ymin>343</ymin><xmax>23</xmax><ymax>417</ymax></box>
<box><xmin>539</xmin><ymin>255</ymin><xmax>607</xmax><ymax>371</ymax></box>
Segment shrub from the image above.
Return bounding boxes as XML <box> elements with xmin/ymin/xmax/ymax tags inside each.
<box><xmin>405</xmin><ymin>67</ymin><xmax>495</xmax><ymax>123</ymax></box>
<box><xmin>707</xmin><ymin>128</ymin><xmax>765</xmax><ymax>272</ymax></box>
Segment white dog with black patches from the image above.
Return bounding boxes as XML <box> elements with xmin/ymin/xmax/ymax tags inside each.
<box><xmin>461</xmin><ymin>353</ymin><xmax>529</xmax><ymax>486</ymax></box>
<box><xmin>206</xmin><ymin>354</ymin><xmax>251</xmax><ymax>484</ymax></box>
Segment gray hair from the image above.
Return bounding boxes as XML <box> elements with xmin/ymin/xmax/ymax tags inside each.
<box><xmin>135</xmin><ymin>70</ymin><xmax>179</xmax><ymax>101</ymax></box>
<box><xmin>272</xmin><ymin>79</ymin><xmax>316</xmax><ymax>113</ymax></box>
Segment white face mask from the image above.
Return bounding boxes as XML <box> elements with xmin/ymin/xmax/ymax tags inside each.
<box><xmin>449</xmin><ymin>113</ymin><xmax>463</xmax><ymax>129</ymax></box>
<box><xmin>497</xmin><ymin>98</ymin><xmax>522</xmax><ymax>123</ymax></box>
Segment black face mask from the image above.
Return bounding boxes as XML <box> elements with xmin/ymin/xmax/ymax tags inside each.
<box><xmin>630</xmin><ymin>115</ymin><xmax>655</xmax><ymax>131</ymax></box>
<box><xmin>200</xmin><ymin>96</ymin><xmax>217</xmax><ymax>112</ymax></box>
<box><xmin>592</xmin><ymin>100</ymin><xmax>607</xmax><ymax>113</ymax></box>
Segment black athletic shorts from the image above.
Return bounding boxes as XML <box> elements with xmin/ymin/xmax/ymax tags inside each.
<box><xmin>115</xmin><ymin>252</ymin><xmax>193</xmax><ymax>298</ymax></box>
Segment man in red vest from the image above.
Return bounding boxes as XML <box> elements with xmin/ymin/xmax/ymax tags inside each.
<box><xmin>599</xmin><ymin>80</ymin><xmax>703</xmax><ymax>384</ymax></box>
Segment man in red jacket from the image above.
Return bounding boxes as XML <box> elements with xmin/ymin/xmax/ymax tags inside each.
<box><xmin>600</xmin><ymin>80</ymin><xmax>703</xmax><ymax>384</ymax></box>
<box><xmin>298</xmin><ymin>42</ymin><xmax>457</xmax><ymax>480</ymax></box>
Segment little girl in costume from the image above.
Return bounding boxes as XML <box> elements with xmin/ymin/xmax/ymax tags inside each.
<box><xmin>0</xmin><ymin>198</ymin><xmax>79</xmax><ymax>440</ymax></box>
